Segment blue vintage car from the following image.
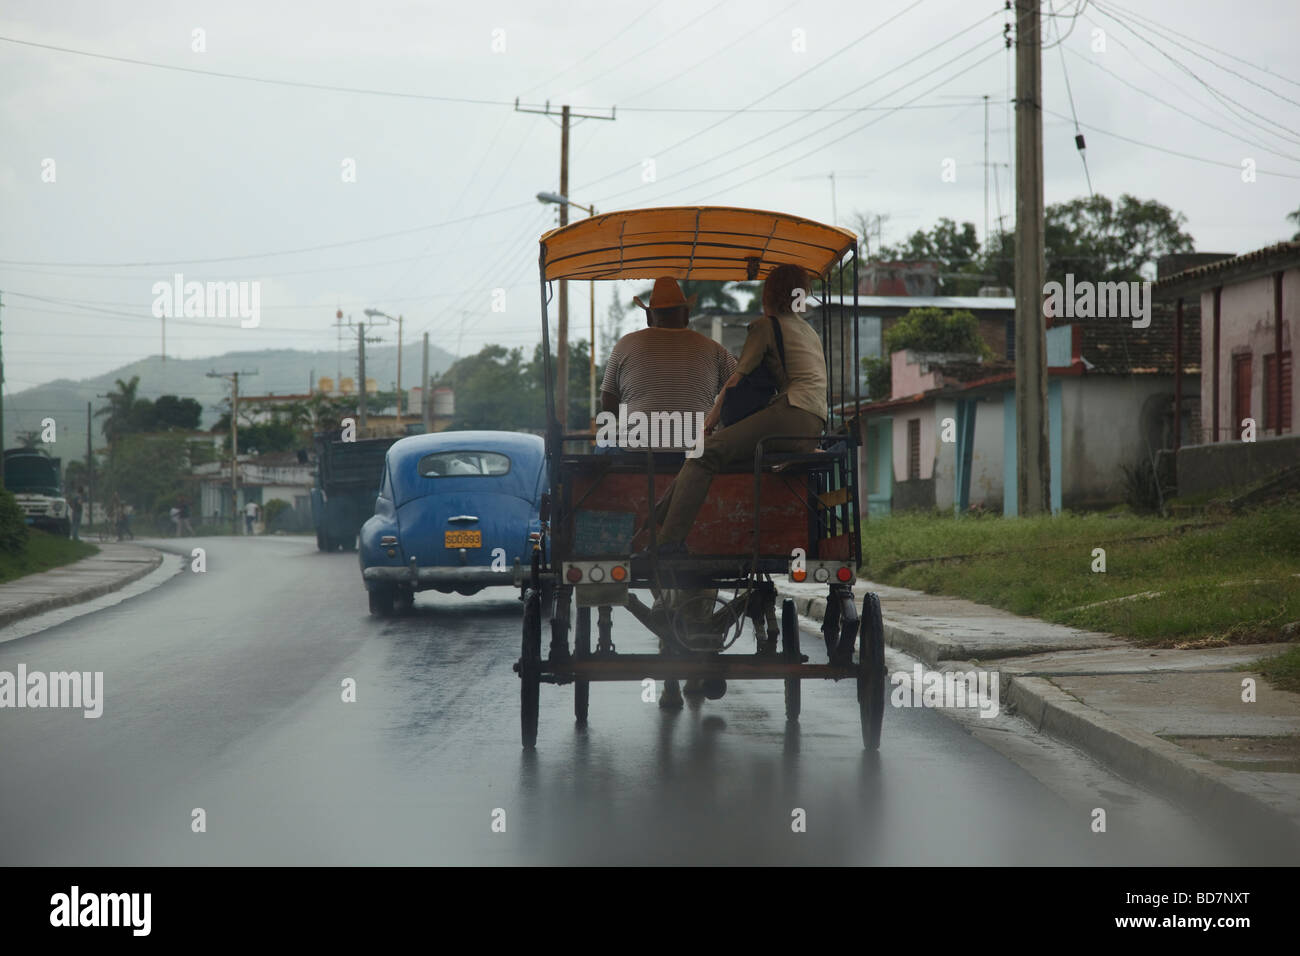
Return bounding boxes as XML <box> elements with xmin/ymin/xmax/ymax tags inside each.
<box><xmin>359</xmin><ymin>430</ymin><xmax>547</xmax><ymax>615</ymax></box>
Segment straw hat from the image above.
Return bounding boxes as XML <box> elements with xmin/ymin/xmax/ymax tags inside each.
<box><xmin>633</xmin><ymin>277</ymin><xmax>697</xmax><ymax>311</ymax></box>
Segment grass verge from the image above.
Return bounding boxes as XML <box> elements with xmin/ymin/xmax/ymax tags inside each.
<box><xmin>861</xmin><ymin>498</ymin><xmax>1300</xmax><ymax>647</ymax></box>
<box><xmin>0</xmin><ymin>532</ymin><xmax>99</xmax><ymax>584</ymax></box>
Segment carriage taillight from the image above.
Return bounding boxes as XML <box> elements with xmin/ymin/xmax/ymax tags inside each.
<box><xmin>566</xmin><ymin>566</ymin><xmax>583</xmax><ymax>583</ymax></box>
<box><xmin>790</xmin><ymin>559</ymin><xmax>856</xmax><ymax>585</ymax></box>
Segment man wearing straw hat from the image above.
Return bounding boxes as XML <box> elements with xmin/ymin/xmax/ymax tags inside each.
<box><xmin>600</xmin><ymin>277</ymin><xmax>736</xmax><ymax>709</ymax></box>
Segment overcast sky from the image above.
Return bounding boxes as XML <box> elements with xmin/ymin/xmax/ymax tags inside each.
<box><xmin>3</xmin><ymin>0</ymin><xmax>1298</xmax><ymax>395</ymax></box>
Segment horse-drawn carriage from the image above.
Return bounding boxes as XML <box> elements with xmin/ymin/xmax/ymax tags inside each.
<box><xmin>515</xmin><ymin>206</ymin><xmax>885</xmax><ymax>750</ymax></box>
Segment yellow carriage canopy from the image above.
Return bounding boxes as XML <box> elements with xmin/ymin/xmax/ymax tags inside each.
<box><xmin>539</xmin><ymin>206</ymin><xmax>857</xmax><ymax>283</ymax></box>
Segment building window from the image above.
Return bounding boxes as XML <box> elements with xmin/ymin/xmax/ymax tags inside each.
<box><xmin>907</xmin><ymin>418</ymin><xmax>921</xmax><ymax>480</ymax></box>
<box><xmin>1265</xmin><ymin>351</ymin><xmax>1293</xmax><ymax>432</ymax></box>
<box><xmin>1233</xmin><ymin>354</ymin><xmax>1252</xmax><ymax>434</ymax></box>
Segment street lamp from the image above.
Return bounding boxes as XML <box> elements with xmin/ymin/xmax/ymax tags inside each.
<box><xmin>536</xmin><ymin>191</ymin><xmax>597</xmax><ymax>430</ymax></box>
<box><xmin>364</xmin><ymin>308</ymin><xmax>403</xmax><ymax>426</ymax></box>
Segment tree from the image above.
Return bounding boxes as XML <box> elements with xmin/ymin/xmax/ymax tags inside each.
<box><xmin>15</xmin><ymin>430</ymin><xmax>43</xmax><ymax>449</ymax></box>
<box><xmin>436</xmin><ymin>344</ymin><xmax>538</xmax><ymax>431</ymax></box>
<box><xmin>152</xmin><ymin>395</ymin><xmax>203</xmax><ymax>431</ymax></box>
<box><xmin>1288</xmin><ymin>206</ymin><xmax>1300</xmax><ymax>241</ymax></box>
<box><xmin>877</xmin><ymin>217</ymin><xmax>984</xmax><ymax>295</ymax></box>
<box><xmin>95</xmin><ymin>376</ymin><xmax>141</xmax><ymax>442</ymax></box>
<box><xmin>1041</xmin><ymin>193</ymin><xmax>1194</xmax><ymax>282</ymax></box>
<box><xmin>100</xmin><ymin>434</ymin><xmax>191</xmax><ymax>515</ymax></box>
<box><xmin>528</xmin><ymin>339</ymin><xmax>598</xmax><ymax>430</ymax></box>
<box><xmin>862</xmin><ymin>307</ymin><xmax>993</xmax><ymax>401</ymax></box>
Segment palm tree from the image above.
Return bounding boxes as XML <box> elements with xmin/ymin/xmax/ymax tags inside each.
<box><xmin>95</xmin><ymin>376</ymin><xmax>141</xmax><ymax>443</ymax></box>
<box><xmin>1288</xmin><ymin>206</ymin><xmax>1300</xmax><ymax>241</ymax></box>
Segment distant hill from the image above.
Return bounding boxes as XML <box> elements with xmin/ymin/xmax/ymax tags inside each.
<box><xmin>3</xmin><ymin>343</ymin><xmax>455</xmax><ymax>460</ymax></box>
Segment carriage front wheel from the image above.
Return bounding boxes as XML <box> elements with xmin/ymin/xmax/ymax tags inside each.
<box><xmin>781</xmin><ymin>599</ymin><xmax>801</xmax><ymax>721</ymax></box>
<box><xmin>858</xmin><ymin>592</ymin><xmax>886</xmax><ymax>751</ymax></box>
<box><xmin>520</xmin><ymin>589</ymin><xmax>542</xmax><ymax>748</ymax></box>
<box><xmin>574</xmin><ymin>605</ymin><xmax>591</xmax><ymax>724</ymax></box>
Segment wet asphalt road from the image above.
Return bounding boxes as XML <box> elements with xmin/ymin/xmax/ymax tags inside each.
<box><xmin>0</xmin><ymin>537</ymin><xmax>1268</xmax><ymax>865</ymax></box>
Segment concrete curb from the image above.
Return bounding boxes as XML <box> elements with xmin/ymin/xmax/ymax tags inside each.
<box><xmin>777</xmin><ymin>582</ymin><xmax>1300</xmax><ymax>839</ymax></box>
<box><xmin>0</xmin><ymin>546</ymin><xmax>166</xmax><ymax>630</ymax></box>
<box><xmin>1005</xmin><ymin>674</ymin><xmax>1300</xmax><ymax>840</ymax></box>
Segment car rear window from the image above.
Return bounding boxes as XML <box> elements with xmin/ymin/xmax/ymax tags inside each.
<box><xmin>417</xmin><ymin>451</ymin><xmax>512</xmax><ymax>477</ymax></box>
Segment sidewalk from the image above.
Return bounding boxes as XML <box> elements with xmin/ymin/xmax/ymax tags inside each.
<box><xmin>779</xmin><ymin>577</ymin><xmax>1300</xmax><ymax>834</ymax></box>
<box><xmin>0</xmin><ymin>542</ymin><xmax>164</xmax><ymax>629</ymax></box>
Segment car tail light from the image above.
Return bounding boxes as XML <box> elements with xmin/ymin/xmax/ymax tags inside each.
<box><xmin>610</xmin><ymin>565</ymin><xmax>627</xmax><ymax>582</ymax></box>
<box><xmin>791</xmin><ymin>569</ymin><xmax>807</xmax><ymax>582</ymax></box>
<box><xmin>812</xmin><ymin>567</ymin><xmax>829</xmax><ymax>583</ymax></box>
<box><xmin>588</xmin><ymin>565</ymin><xmax>605</xmax><ymax>582</ymax></box>
<box><xmin>566</xmin><ymin>566</ymin><xmax>583</xmax><ymax>583</ymax></box>
<box><xmin>837</xmin><ymin>566</ymin><xmax>854</xmax><ymax>582</ymax></box>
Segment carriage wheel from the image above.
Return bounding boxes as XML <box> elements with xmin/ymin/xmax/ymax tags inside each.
<box><xmin>520</xmin><ymin>589</ymin><xmax>542</xmax><ymax>748</ymax></box>
<box><xmin>781</xmin><ymin>599</ymin><xmax>801</xmax><ymax>721</ymax></box>
<box><xmin>821</xmin><ymin>588</ymin><xmax>841</xmax><ymax>661</ymax></box>
<box><xmin>574</xmin><ymin>605</ymin><xmax>591</xmax><ymax>724</ymax></box>
<box><xmin>857</xmin><ymin>592</ymin><xmax>886</xmax><ymax>751</ymax></box>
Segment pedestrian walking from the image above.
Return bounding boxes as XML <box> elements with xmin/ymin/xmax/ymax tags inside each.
<box><xmin>244</xmin><ymin>500</ymin><xmax>259</xmax><ymax>535</ymax></box>
<box><xmin>69</xmin><ymin>489</ymin><xmax>84</xmax><ymax>541</ymax></box>
<box><xmin>179</xmin><ymin>501</ymin><xmax>195</xmax><ymax>536</ymax></box>
<box><xmin>170</xmin><ymin>504</ymin><xmax>183</xmax><ymax>536</ymax></box>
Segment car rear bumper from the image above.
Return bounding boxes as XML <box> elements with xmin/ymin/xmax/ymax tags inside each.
<box><xmin>362</xmin><ymin>565</ymin><xmax>515</xmax><ymax>589</ymax></box>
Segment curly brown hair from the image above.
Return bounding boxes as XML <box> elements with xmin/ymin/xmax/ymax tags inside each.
<box><xmin>761</xmin><ymin>264</ymin><xmax>811</xmax><ymax>316</ymax></box>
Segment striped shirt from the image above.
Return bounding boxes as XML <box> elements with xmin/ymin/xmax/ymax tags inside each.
<box><xmin>601</xmin><ymin>327</ymin><xmax>737</xmax><ymax>424</ymax></box>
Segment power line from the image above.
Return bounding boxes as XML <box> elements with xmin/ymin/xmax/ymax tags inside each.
<box><xmin>0</xmin><ymin>201</ymin><xmax>535</xmax><ymax>268</ymax></box>
<box><xmin>573</xmin><ymin>0</ymin><xmax>935</xmax><ymax>194</ymax></box>
<box><xmin>565</xmin><ymin>0</ymin><xmax>731</xmax><ymax>91</ymax></box>
<box><xmin>619</xmin><ymin>0</ymin><xmax>804</xmax><ymax>103</ymax></box>
<box><xmin>1041</xmin><ymin>107</ymin><xmax>1300</xmax><ymax>180</ymax></box>
<box><xmin>1088</xmin><ymin>2</ymin><xmax>1300</xmax><ymax>147</ymax></box>
<box><xmin>1065</xmin><ymin>47</ymin><xmax>1300</xmax><ymax>164</ymax></box>
<box><xmin>517</xmin><ymin>0</ymin><xmax>671</xmax><ymax>97</ymax></box>
<box><xmin>1051</xmin><ymin>4</ymin><xmax>1094</xmax><ymax>196</ymax></box>
<box><xmin>0</xmin><ymin>34</ymin><xmax>521</xmax><ymax>106</ymax></box>
<box><xmin>598</xmin><ymin>29</ymin><xmax>1002</xmax><ymax>206</ymax></box>
<box><xmin>691</xmin><ymin>47</ymin><xmax>1006</xmax><ymax>203</ymax></box>
<box><xmin>1092</xmin><ymin>0</ymin><xmax>1300</xmax><ymax>105</ymax></box>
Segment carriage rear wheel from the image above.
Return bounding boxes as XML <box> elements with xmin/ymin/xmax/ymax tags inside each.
<box><xmin>858</xmin><ymin>592</ymin><xmax>886</xmax><ymax>751</ymax></box>
<box><xmin>781</xmin><ymin>599</ymin><xmax>801</xmax><ymax>721</ymax></box>
<box><xmin>520</xmin><ymin>589</ymin><xmax>542</xmax><ymax>748</ymax></box>
<box><xmin>574</xmin><ymin>605</ymin><xmax>591</xmax><ymax>724</ymax></box>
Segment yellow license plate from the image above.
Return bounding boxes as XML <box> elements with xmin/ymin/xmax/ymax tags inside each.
<box><xmin>445</xmin><ymin>530</ymin><xmax>482</xmax><ymax>548</ymax></box>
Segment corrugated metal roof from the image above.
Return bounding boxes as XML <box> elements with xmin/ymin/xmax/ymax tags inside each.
<box><xmin>1154</xmin><ymin>241</ymin><xmax>1300</xmax><ymax>295</ymax></box>
<box><xmin>818</xmin><ymin>295</ymin><xmax>1015</xmax><ymax>309</ymax></box>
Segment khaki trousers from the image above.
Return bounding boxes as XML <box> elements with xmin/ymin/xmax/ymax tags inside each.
<box><xmin>657</xmin><ymin>395</ymin><xmax>823</xmax><ymax>544</ymax></box>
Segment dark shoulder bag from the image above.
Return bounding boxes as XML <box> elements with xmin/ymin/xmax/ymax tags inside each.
<box><xmin>720</xmin><ymin>315</ymin><xmax>787</xmax><ymax>427</ymax></box>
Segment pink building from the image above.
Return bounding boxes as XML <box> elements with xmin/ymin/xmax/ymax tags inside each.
<box><xmin>1155</xmin><ymin>242</ymin><xmax>1298</xmax><ymax>496</ymax></box>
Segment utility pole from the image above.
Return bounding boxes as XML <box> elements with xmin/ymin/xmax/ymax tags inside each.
<box><xmin>1014</xmin><ymin>0</ymin><xmax>1049</xmax><ymax>515</ymax></box>
<box><xmin>421</xmin><ymin>333</ymin><xmax>430</xmax><ymax>433</ymax></box>
<box><xmin>358</xmin><ymin>321</ymin><xmax>367</xmax><ymax>429</ymax></box>
<box><xmin>557</xmin><ymin>104</ymin><xmax>571</xmax><ymax>428</ymax></box>
<box><xmin>208</xmin><ymin>370</ymin><xmax>258</xmax><ymax>535</ymax></box>
<box><xmin>85</xmin><ymin>402</ymin><xmax>93</xmax><ymax>530</ymax></box>
<box><xmin>515</xmin><ymin>99</ymin><xmax>616</xmax><ymax>430</ymax></box>
<box><xmin>0</xmin><ymin>290</ymin><xmax>5</xmax><ymax>488</ymax></box>
<box><xmin>395</xmin><ymin>314</ymin><xmax>403</xmax><ymax>428</ymax></box>
<box><xmin>984</xmin><ymin>94</ymin><xmax>990</xmax><ymax>248</ymax></box>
